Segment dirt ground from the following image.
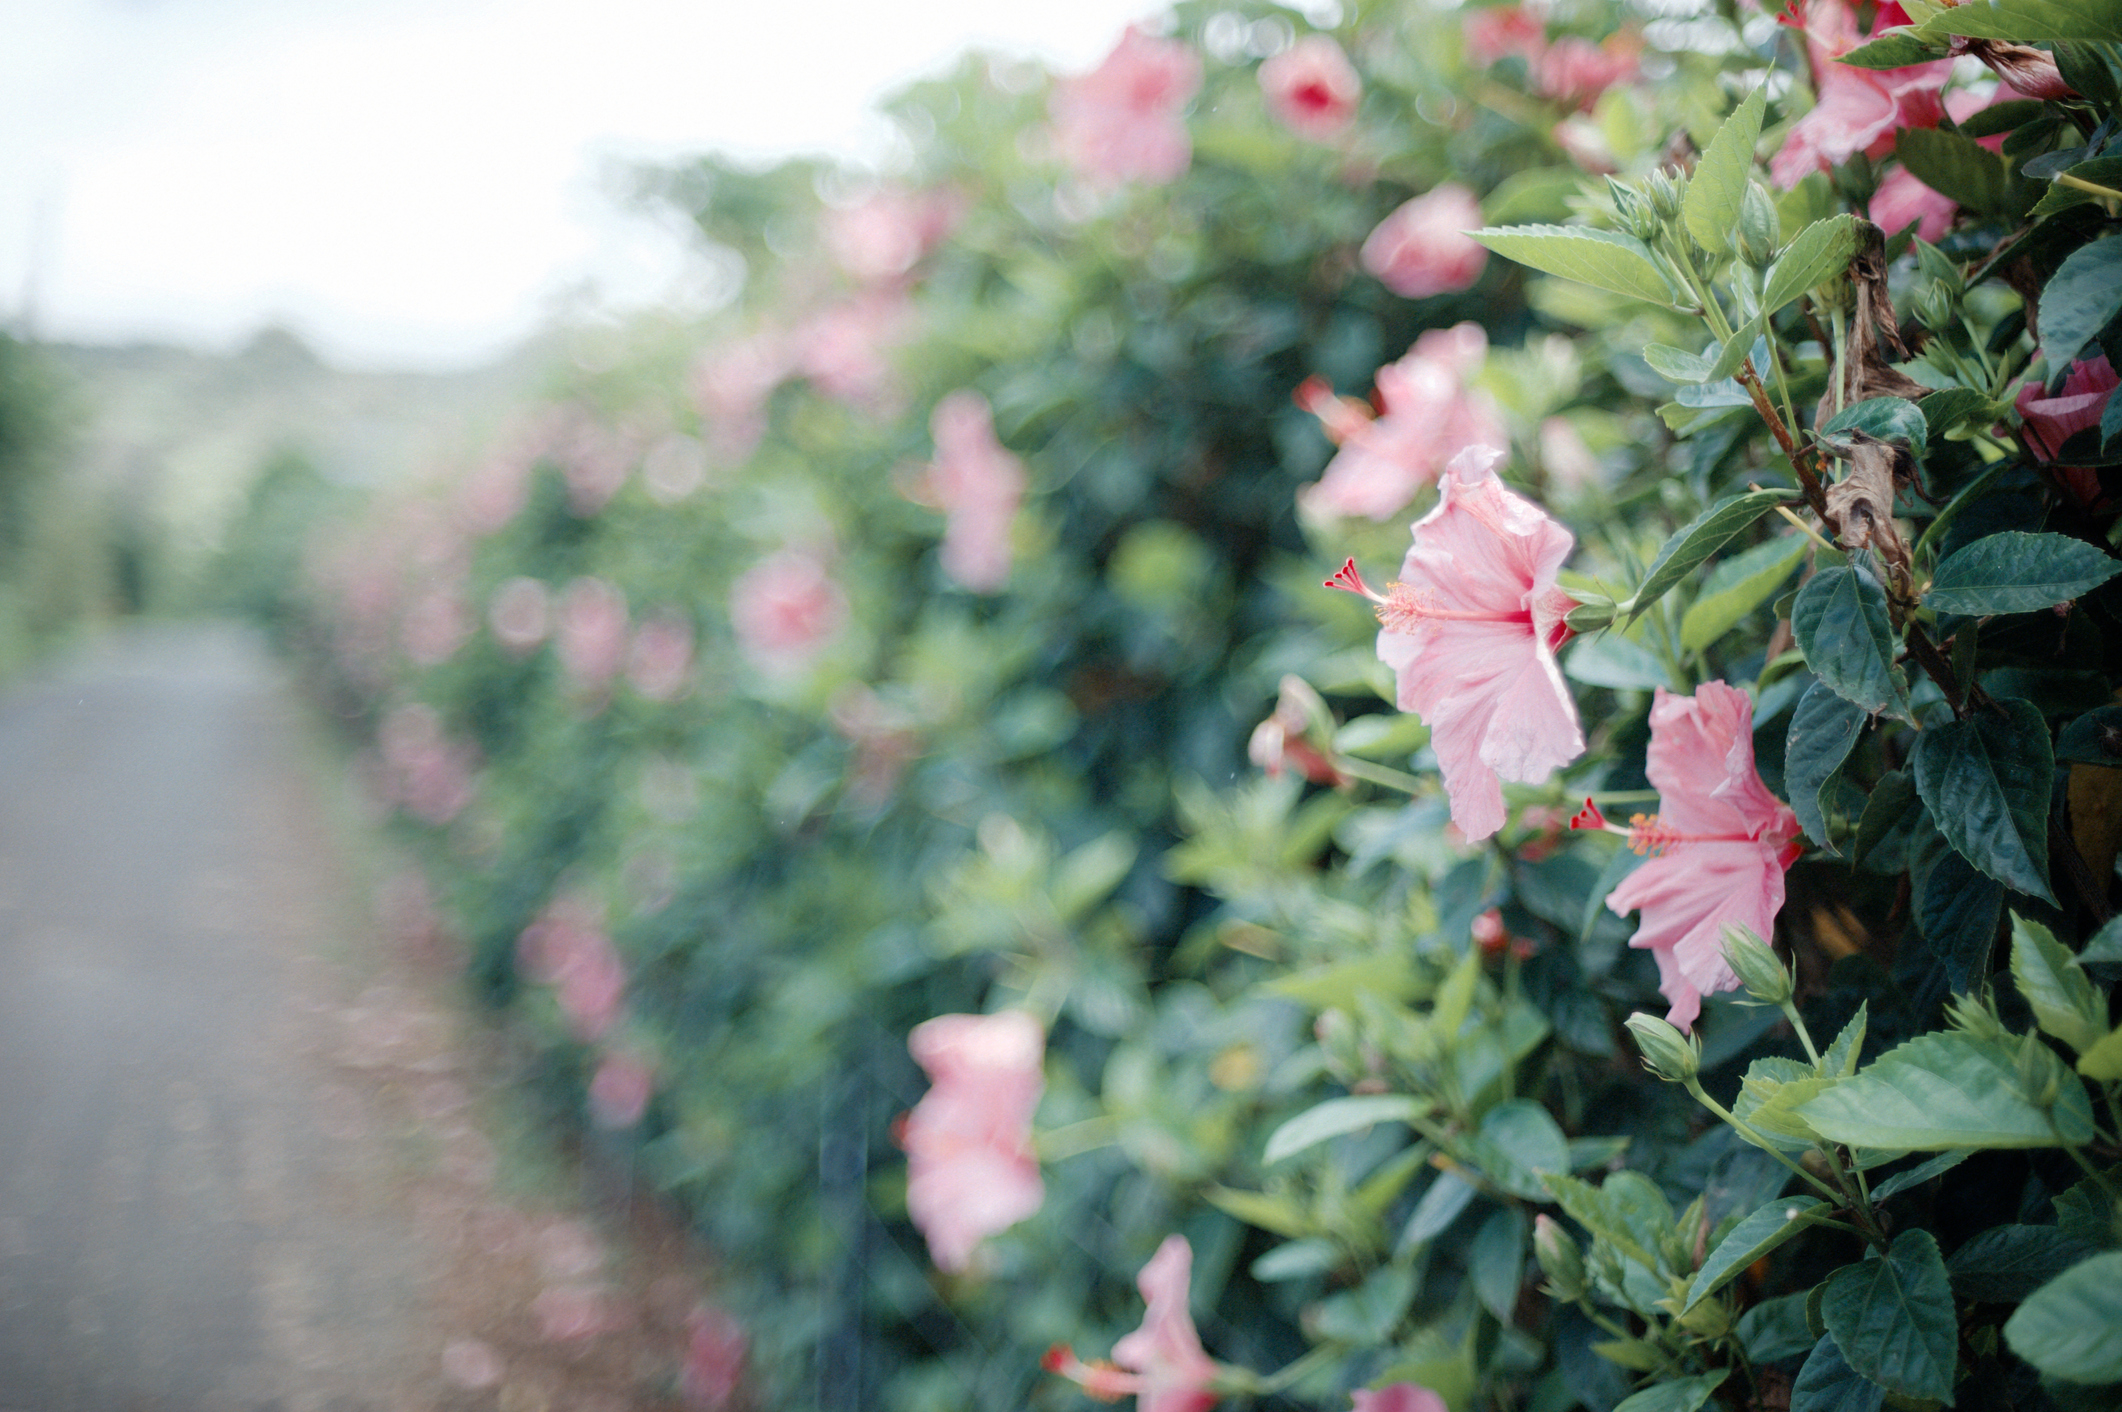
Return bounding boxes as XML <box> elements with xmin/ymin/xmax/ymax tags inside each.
<box><xmin>0</xmin><ymin>623</ymin><xmax>731</xmax><ymax>1411</ymax></box>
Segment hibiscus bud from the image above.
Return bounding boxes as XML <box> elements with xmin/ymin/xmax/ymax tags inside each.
<box><xmin>1644</xmin><ymin>168</ymin><xmax>1685</xmax><ymax>222</ymax></box>
<box><xmin>1916</xmin><ymin>283</ymin><xmax>1955</xmax><ymax>333</ymax></box>
<box><xmin>1947</xmin><ymin>992</ymin><xmax>2011</xmax><ymax>1044</ymax></box>
<box><xmin>1564</xmin><ymin>598</ymin><xmax>1615</xmax><ymax>633</ymax></box>
<box><xmin>1737</xmin><ymin>184</ymin><xmax>1780</xmax><ymax>269</ymax></box>
<box><xmin>1721</xmin><ymin>925</ymin><xmax>1792</xmax><ymax>1006</ymax></box>
<box><xmin>1533</xmin><ymin>1214</ymin><xmax>1587</xmax><ymax>1301</ymax></box>
<box><xmin>2015</xmin><ymin>1033</ymin><xmax>2070</xmax><ymax>1109</ymax></box>
<box><xmin>1608</xmin><ymin>178</ymin><xmax>1660</xmax><ymax>241</ymax></box>
<box><xmin>1625</xmin><ymin>1011</ymin><xmax>1699</xmax><ymax>1083</ymax></box>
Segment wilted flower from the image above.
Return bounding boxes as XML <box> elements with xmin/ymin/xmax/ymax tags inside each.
<box><xmin>1360</xmin><ymin>185</ymin><xmax>1489</xmax><ymax>300</ymax></box>
<box><xmin>1050</xmin><ymin>26</ymin><xmax>1203</xmax><ymax>187</ymax></box>
<box><xmin>1604</xmin><ymin>682</ymin><xmax>1802</xmax><ymax>1031</ymax></box>
<box><xmin>1258</xmin><ymin>36</ymin><xmax>1362</xmax><ymax>141</ymax></box>
<box><xmin>902</xmin><ymin>1011</ymin><xmax>1046</xmax><ymax>1273</ymax></box>
<box><xmin>1046</xmin><ymin>1235</ymin><xmax>1220</xmax><ymax>1412</ymax></box>
<box><xmin>1329</xmin><ymin>445</ymin><xmax>1584</xmax><ymax>842</ymax></box>
<box><xmin>730</xmin><ymin>549</ymin><xmax>850</xmax><ymax>680</ymax></box>
<box><xmin>914</xmin><ymin>391</ymin><xmax>1027</xmax><ymax>593</ymax></box>
<box><xmin>1951</xmin><ymin>34</ymin><xmax>2076</xmax><ymax>100</ymax></box>
<box><xmin>1769</xmin><ymin>0</ymin><xmax>1947</xmax><ymax>189</ymax></box>
<box><xmin>1299</xmin><ymin>323</ymin><xmax>1505</xmax><ymax>520</ymax></box>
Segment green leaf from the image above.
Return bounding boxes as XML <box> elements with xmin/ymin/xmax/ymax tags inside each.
<box><xmin>1870</xmin><ymin>1148</ymin><xmax>1973</xmax><ymax>1202</ymax></box>
<box><xmin>1911</xmin><ymin>697</ymin><xmax>2056</xmax><ymax>903</ymax></box>
<box><xmin>1681</xmin><ymin>534</ymin><xmax>1808</xmax><ymax>652</ymax></box>
<box><xmin>1917</xmin><ymin>0</ymin><xmax>2122</xmax><ymax>43</ymax></box>
<box><xmin>1312</xmin><ymin>1262</ymin><xmax>1416</xmax><ymax>1344</ymax></box>
<box><xmin>1821</xmin><ymin>396</ymin><xmax>1928</xmax><ymax>459</ymax></box>
<box><xmin>1764</xmin><ymin>215</ymin><xmax>1860</xmax><ymax>316</ymax></box>
<box><xmin>2055</xmin><ymin>40</ymin><xmax>2120</xmax><ymax>105</ymax></box>
<box><xmin>2039</xmin><ymin>233</ymin><xmax>2122</xmax><ymax>371</ymax></box>
<box><xmin>1798</xmin><ymin>1029</ymin><xmax>2095</xmax><ymax>1148</ymax></box>
<box><xmin>1468</xmin><ymin>1098</ymin><xmax>1570</xmax><ymax>1199</ymax></box>
<box><xmin>1642</xmin><ymin>342</ymin><xmax>1719</xmax><ymax>383</ymax></box>
<box><xmin>1625</xmin><ymin>488</ymin><xmax>1794</xmax><ymax>620</ymax></box>
<box><xmin>1685</xmin><ymin>85</ymin><xmax>1768</xmax><ymax>255</ymax></box>
<box><xmin>1838</xmin><ymin>27</ymin><xmax>1949</xmax><ymax>66</ymax></box>
<box><xmin>1947</xmin><ymin>1224</ymin><xmax>2100</xmax><ymax>1301</ymax></box>
<box><xmin>2076</xmin><ymin>1025</ymin><xmax>2122</xmax><ymax>1081</ymax></box>
<box><xmin>1707</xmin><ymin>314</ymin><xmax>1767</xmax><ymax>382</ymax></box>
<box><xmin>1612</xmin><ymin>1372</ymin><xmax>1727</xmax><ymax>1412</ymax></box>
<box><xmin>1472</xmin><ymin>225</ymin><xmax>1679</xmax><ymax>306</ymax></box>
<box><xmin>1264</xmin><ymin>1094</ymin><xmax>1431</xmax><ymax>1163</ymax></box>
<box><xmin>1544</xmin><ymin>1173</ymin><xmax>1660</xmax><ymax>1273</ymax></box>
<box><xmin>1687</xmin><ymin>1197</ymin><xmax>1831</xmax><ymax>1312</ymax></box>
<box><xmin>1470</xmin><ymin>1206</ymin><xmax>1528</xmax><ymax>1320</ymax></box>
<box><xmin>1787</xmin><ymin>682</ymin><xmax>1870</xmax><ymax>851</ymax></box>
<box><xmin>1790</xmin><ymin>1334</ymin><xmax>1886</xmax><ymax>1412</ymax></box>
<box><xmin>1916</xmin><ymin>846</ymin><xmax>2004</xmax><ymax>993</ymax></box>
<box><xmin>1206</xmin><ymin>1185</ymin><xmax>1312</xmax><ymax>1239</ymax></box>
<box><xmin>2010</xmin><ymin>913</ymin><xmax>2108</xmax><ymax>1054</ymax></box>
<box><xmin>1896</xmin><ymin>125</ymin><xmax>2016</xmax><ymax>215</ymax></box>
<box><xmin>1740</xmin><ymin>1293</ymin><xmax>1820</xmax><ymax>1363</ymax></box>
<box><xmin>1852</xmin><ymin>770</ymin><xmax>1917</xmax><ymax>873</ymax></box>
<box><xmin>1926</xmin><ymin>531</ymin><xmax>2122</xmax><ymax>615</ymax></box>
<box><xmin>2003</xmin><ymin>1251</ymin><xmax>2122</xmax><ymax>1383</ymax></box>
<box><xmin>1400</xmin><ymin>1170</ymin><xmax>1478</xmax><ymax>1248</ymax></box>
<box><xmin>1823</xmin><ymin>1002</ymin><xmax>1870</xmax><ymax>1077</ymax></box>
<box><xmin>2056</xmin><ymin>705</ymin><xmax>2122</xmax><ymax>767</ymax></box>
<box><xmin>1792</xmin><ymin>565</ymin><xmax>1910</xmax><ymax>718</ymax></box>
<box><xmin>2028</xmin><ymin>156</ymin><xmax>2122</xmax><ymax>219</ymax></box>
<box><xmin>1820</xmin><ymin>1229</ymin><xmax>1957</xmax><ymax>1402</ymax></box>
<box><xmin>1920</xmin><ymin>386</ymin><xmax>1995</xmax><ymax>441</ymax></box>
<box><xmin>1252</xmin><ymin>1238</ymin><xmax>1342</xmax><ymax>1282</ymax></box>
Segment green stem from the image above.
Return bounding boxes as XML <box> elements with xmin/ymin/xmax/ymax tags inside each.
<box><xmin>1828</xmin><ymin>306</ymin><xmax>1848</xmax><ymax>422</ymax></box>
<box><xmin>1036</xmin><ymin>1116</ymin><xmax>1117</xmax><ymax>1162</ymax></box>
<box><xmin>1685</xmin><ymin>1080</ymin><xmax>1845</xmax><ymax>1204</ymax></box>
<box><xmin>2058</xmin><ymin>1129</ymin><xmax>2122</xmax><ymax>1207</ymax></box>
<box><xmin>1779</xmin><ymin>999</ymin><xmax>1823</xmax><ymax>1070</ymax></box>
<box><xmin>1589</xmin><ymin>789</ymin><xmax>1660</xmax><ymax>805</ymax></box>
<box><xmin>1337</xmin><ymin>756</ymin><xmax>1430</xmax><ymax>795</ymax></box>
<box><xmin>1249</xmin><ymin>1341</ymin><xmax>1343</xmax><ymax>1396</ymax></box>
<box><xmin>1912</xmin><ymin>460</ymin><xmax>2007</xmax><ymax>566</ymax></box>
<box><xmin>2057</xmin><ymin>172</ymin><xmax>2122</xmax><ymax>204</ymax></box>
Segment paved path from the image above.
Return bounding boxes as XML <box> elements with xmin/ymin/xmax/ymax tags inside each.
<box><xmin>0</xmin><ymin>624</ymin><xmax>443</xmax><ymax>1410</ymax></box>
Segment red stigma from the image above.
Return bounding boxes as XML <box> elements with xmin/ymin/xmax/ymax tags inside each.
<box><xmin>1041</xmin><ymin>1344</ymin><xmax>1072</xmax><ymax>1373</ymax></box>
<box><xmin>1568</xmin><ymin>798</ymin><xmax>1605</xmax><ymax>830</ymax></box>
<box><xmin>1325</xmin><ymin>558</ymin><xmax>1372</xmax><ymax>596</ymax></box>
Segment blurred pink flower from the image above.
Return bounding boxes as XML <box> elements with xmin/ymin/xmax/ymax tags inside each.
<box><xmin>793</xmin><ymin>293</ymin><xmax>914</xmax><ymax>410</ymax></box>
<box><xmin>902</xmin><ymin>1010</ymin><xmax>1045</xmax><ymax>1273</ymax></box>
<box><xmin>1050</xmin><ymin>26</ymin><xmax>1203</xmax><ymax>187</ymax></box>
<box><xmin>555</xmin><ymin>577</ymin><xmax>631</xmax><ymax>692</ymax></box>
<box><xmin>1049</xmin><ymin>1235</ymin><xmax>1220</xmax><ymax>1412</ymax></box>
<box><xmin>533</xmin><ymin>1283</ymin><xmax>616</xmax><ymax>1341</ymax></box>
<box><xmin>1353</xmin><ymin>1386</ymin><xmax>1449</xmax><ymax>1412</ymax></box>
<box><xmin>488</xmin><ymin>576</ymin><xmax>551</xmax><ymax>654</ymax></box>
<box><xmin>830</xmin><ymin>684</ymin><xmax>922</xmax><ymax>808</ymax></box>
<box><xmin>681</xmin><ymin>1304</ymin><xmax>748</xmax><ymax>1411</ymax></box>
<box><xmin>1769</xmin><ymin>0</ymin><xmax>1947</xmax><ymax>188</ymax></box>
<box><xmin>588</xmin><ymin>1051</ymin><xmax>655</xmax><ymax>1129</ymax></box>
<box><xmin>1603</xmin><ymin>682</ymin><xmax>1801</xmax><ymax>1032</ymax></box>
<box><xmin>401</xmin><ymin>586</ymin><xmax>473</xmax><ymax>667</ymax></box>
<box><xmin>378</xmin><ymin>702</ymin><xmax>478</xmax><ymax>826</ymax></box>
<box><xmin>1530</xmin><ymin>34</ymin><xmax>1639</xmax><ymax>110</ymax></box>
<box><xmin>1259</xmin><ymin>36</ymin><xmax>1362</xmax><ymax>141</ymax></box>
<box><xmin>1330</xmin><ymin>445</ymin><xmax>1584</xmax><ymax>842</ymax></box>
<box><xmin>625</xmin><ymin>612</ymin><xmax>696</xmax><ymax>702</ymax></box>
<box><xmin>915</xmin><ymin>390</ymin><xmax>1027</xmax><ymax>592</ymax></box>
<box><xmin>517</xmin><ymin>894</ymin><xmax>627</xmax><ymax>1042</ymax></box>
<box><xmin>1299</xmin><ymin>323</ymin><xmax>1506</xmax><ymax>520</ymax></box>
<box><xmin>730</xmin><ymin>549</ymin><xmax>849</xmax><ymax>679</ymax></box>
<box><xmin>555</xmin><ymin>414</ymin><xmax>635</xmax><ymax>517</ymax></box>
<box><xmin>825</xmin><ymin>186</ymin><xmax>962</xmax><ymax>284</ymax></box>
<box><xmin>1361</xmin><ymin>185</ymin><xmax>1489</xmax><ymax>299</ymax></box>
<box><xmin>1538</xmin><ymin>416</ymin><xmax>1601</xmax><ymax>492</ymax></box>
<box><xmin>1463</xmin><ymin>5</ymin><xmax>1545</xmax><ymax>65</ymax></box>
<box><xmin>1248</xmin><ymin>675</ymin><xmax>1345</xmax><ymax>786</ymax></box>
<box><xmin>440</xmin><ymin>1338</ymin><xmax>504</xmax><ymax>1389</ymax></box>
<box><xmin>691</xmin><ymin>330</ymin><xmax>791</xmax><ymax>464</ymax></box>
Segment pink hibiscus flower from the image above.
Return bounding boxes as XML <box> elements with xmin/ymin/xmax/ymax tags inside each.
<box><xmin>729</xmin><ymin>549</ymin><xmax>850</xmax><ymax>680</ymax></box>
<box><xmin>681</xmin><ymin>1304</ymin><xmax>747</xmax><ymax>1411</ymax></box>
<box><xmin>588</xmin><ymin>1051</ymin><xmax>655</xmax><ymax>1129</ymax></box>
<box><xmin>1259</xmin><ymin>36</ymin><xmax>1362</xmax><ymax>141</ymax></box>
<box><xmin>1046</xmin><ymin>1235</ymin><xmax>1221</xmax><ymax>1412</ymax></box>
<box><xmin>1529</xmin><ymin>34</ymin><xmax>1639</xmax><ymax>110</ymax></box>
<box><xmin>1050</xmin><ymin>26</ymin><xmax>1203</xmax><ymax>188</ymax></box>
<box><xmin>1769</xmin><ymin>0</ymin><xmax>1948</xmax><ymax>189</ymax></box>
<box><xmin>1329</xmin><ymin>445</ymin><xmax>1584</xmax><ymax>842</ymax></box>
<box><xmin>625</xmin><ymin>612</ymin><xmax>696</xmax><ymax>702</ymax></box>
<box><xmin>913</xmin><ymin>390</ymin><xmax>1028</xmax><ymax>593</ymax></box>
<box><xmin>1463</xmin><ymin>5</ymin><xmax>1545</xmax><ymax>66</ymax></box>
<box><xmin>1597</xmin><ymin>682</ymin><xmax>1801</xmax><ymax>1032</ymax></box>
<box><xmin>902</xmin><ymin>1011</ymin><xmax>1046</xmax><ymax>1273</ymax></box>
<box><xmin>555</xmin><ymin>577</ymin><xmax>630</xmax><ymax>692</ymax></box>
<box><xmin>1360</xmin><ymin>185</ymin><xmax>1489</xmax><ymax>300</ymax></box>
<box><xmin>1299</xmin><ymin>323</ymin><xmax>1505</xmax><ymax>519</ymax></box>
<box><xmin>1869</xmin><ymin>90</ymin><xmax>2004</xmax><ymax>241</ymax></box>
<box><xmin>824</xmin><ymin>185</ymin><xmax>962</xmax><ymax>285</ymax></box>
<box><xmin>2018</xmin><ymin>355</ymin><xmax>2118</xmax><ymax>509</ymax></box>
<box><xmin>1353</xmin><ymin>1386</ymin><xmax>1449</xmax><ymax>1412</ymax></box>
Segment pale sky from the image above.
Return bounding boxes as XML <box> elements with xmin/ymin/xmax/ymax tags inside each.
<box><xmin>1</xmin><ymin>0</ymin><xmax>1160</xmax><ymax>369</ymax></box>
